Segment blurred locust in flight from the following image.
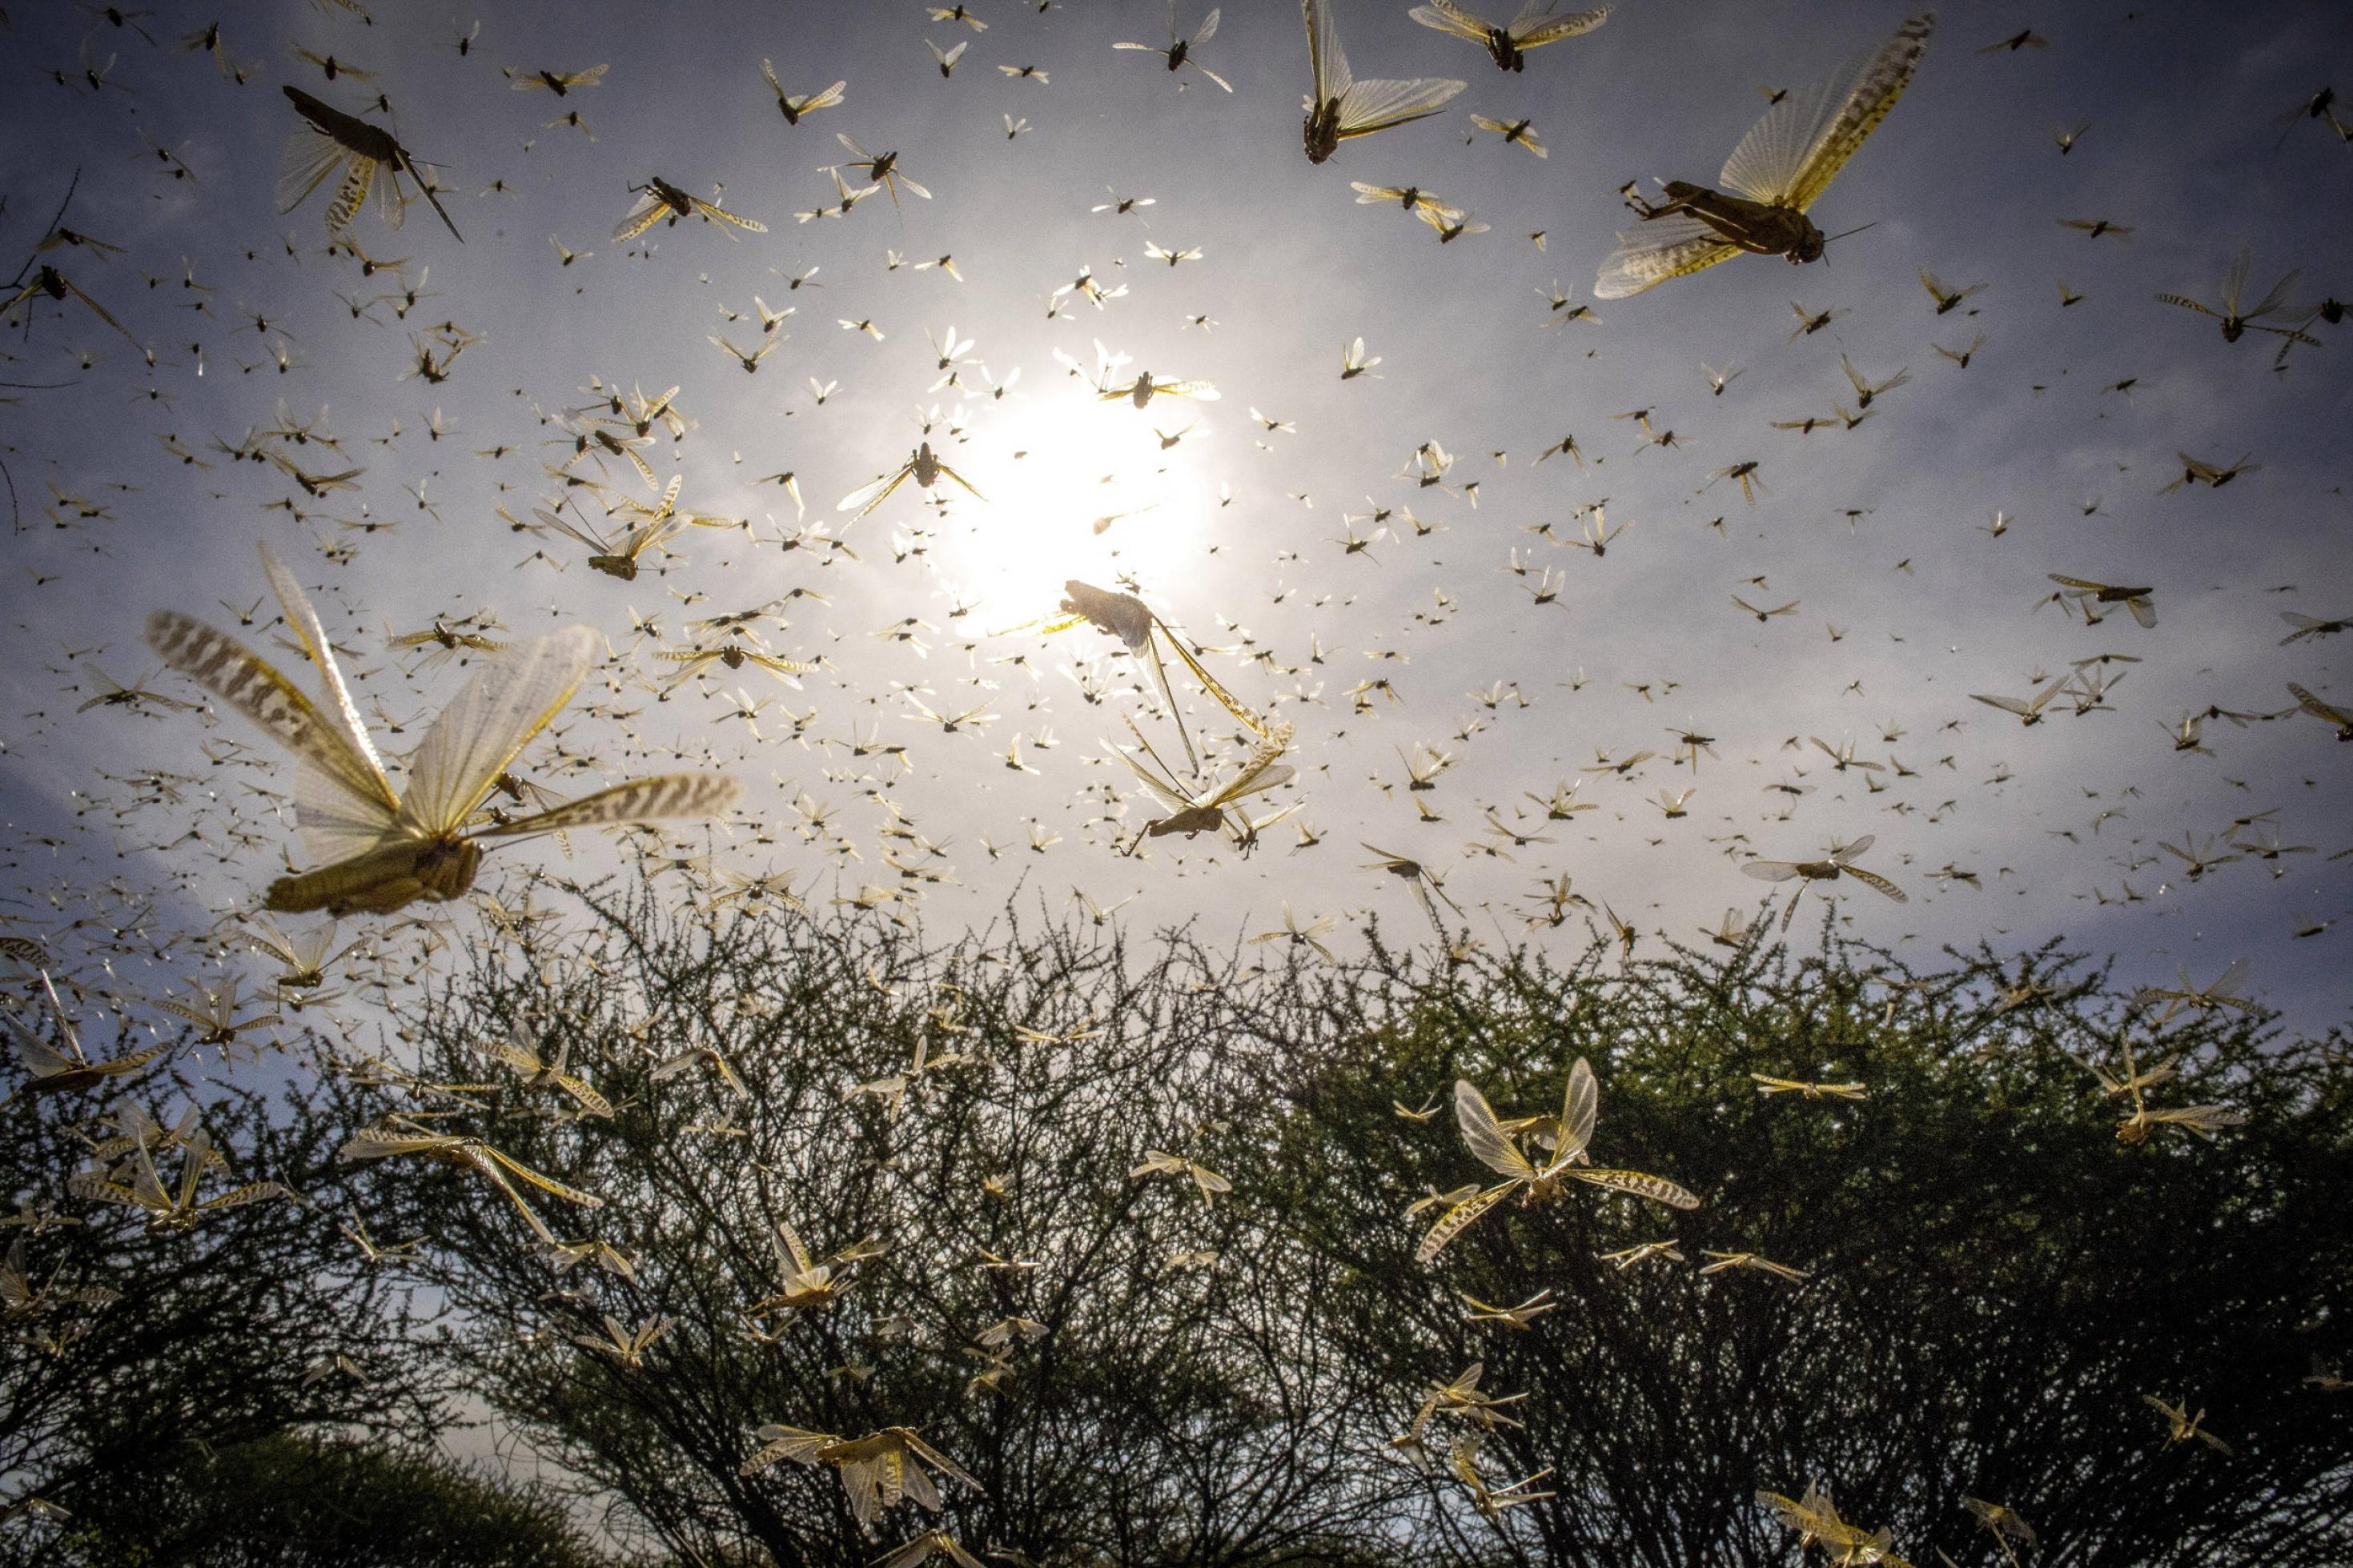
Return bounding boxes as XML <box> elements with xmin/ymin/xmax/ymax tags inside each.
<box><xmin>613</xmin><ymin>177</ymin><xmax>767</xmax><ymax>242</ymax></box>
<box><xmin>1115</xmin><ymin>4</ymin><xmax>1233</xmax><ymax>92</ymax></box>
<box><xmin>1741</xmin><ymin>834</ymin><xmax>1906</xmax><ymax>931</ymax></box>
<box><xmin>837</xmin><ymin>441</ymin><xmax>982</xmax><ymax>519</ymax></box>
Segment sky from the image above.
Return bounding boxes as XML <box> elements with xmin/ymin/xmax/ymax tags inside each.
<box><xmin>2</xmin><ymin>0</ymin><xmax>2350</xmax><ymax>1034</ymax></box>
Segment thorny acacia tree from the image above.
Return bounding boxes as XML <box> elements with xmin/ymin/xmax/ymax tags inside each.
<box><xmin>339</xmin><ymin>873</ymin><xmax>2350</xmax><ymax>1566</ymax></box>
<box><xmin>1243</xmin><ymin>928</ymin><xmax>2353</xmax><ymax>1566</ymax></box>
<box><xmin>352</xmin><ymin>879</ymin><xmax>1405</xmax><ymax>1566</ymax></box>
<box><xmin>0</xmin><ymin>1013</ymin><xmax>452</xmax><ymax>1558</ymax></box>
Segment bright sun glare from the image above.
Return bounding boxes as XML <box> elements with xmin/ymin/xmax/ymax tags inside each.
<box><xmin>926</xmin><ymin>388</ymin><xmax>1221</xmax><ymax>625</ymax></box>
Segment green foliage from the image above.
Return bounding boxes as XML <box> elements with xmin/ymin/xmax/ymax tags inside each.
<box><xmin>0</xmin><ymin>1029</ymin><xmax>452</xmax><ymax>1553</ymax></box>
<box><xmin>46</xmin><ymin>1431</ymin><xmax>608</xmax><ymax>1568</ymax></box>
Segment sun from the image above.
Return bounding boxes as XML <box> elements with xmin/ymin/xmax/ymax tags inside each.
<box><xmin>922</xmin><ymin>388</ymin><xmax>1222</xmax><ymax>626</ymax></box>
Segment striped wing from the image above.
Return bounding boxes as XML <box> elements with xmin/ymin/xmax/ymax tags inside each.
<box><xmin>1841</xmin><ymin>865</ymin><xmax>1907</xmax><ymax>901</ymax></box>
<box><xmin>197</xmin><ymin>1181</ymin><xmax>291</xmax><ymax>1216</ymax></box>
<box><xmin>1513</xmin><ymin>2</ymin><xmax>1612</xmax><ymax>46</ymax></box>
<box><xmin>481</xmin><ymin>1145</ymin><xmax>604</xmax><ymax>1207</ymax></box>
<box><xmin>339</xmin><ymin>1127</ymin><xmax>460</xmax><ymax>1161</ymax></box>
<box><xmin>324</xmin><ymin>158</ymin><xmax>378</xmax><ymax>236</ymax></box>
<box><xmin>1572</xmin><ymin>1166</ymin><xmax>1701</xmax><ymax>1209</ymax></box>
<box><xmin>473</xmin><ymin>772</ymin><xmax>742</xmax><ymax>838</ymax></box>
<box><xmin>1720</xmin><ymin>11</ymin><xmax>1933</xmax><ymax>211</ymax></box>
<box><xmin>143</xmin><ymin>610</ymin><xmax>404</xmax><ymax>863</ymax></box>
<box><xmin>613</xmin><ymin>188</ymin><xmax>667</xmax><ymax>243</ymax></box>
<box><xmin>400</xmin><ymin>628</ymin><xmax>596</xmax><ymax>837</ymax></box>
<box><xmin>1455</xmin><ymin>1079</ymin><xmax>1540</xmax><ymax>1181</ymax></box>
<box><xmin>691</xmin><ymin>196</ymin><xmax>769</xmax><ymax>234</ymax></box>
<box><xmin>1593</xmin><ymin>212</ymin><xmax>1740</xmax><ymax>299</ymax></box>
<box><xmin>1166</xmin><ymin>632</ymin><xmax>1268</xmax><ymax>736</ymax></box>
<box><xmin>1415</xmin><ymin>1180</ymin><xmax>1516</xmax><ymax>1264</ymax></box>
<box><xmin>2291</xmin><ymin>683</ymin><xmax>2352</xmax><ymax>726</ymax></box>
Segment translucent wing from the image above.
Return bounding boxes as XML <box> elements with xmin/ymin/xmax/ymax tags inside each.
<box><xmin>1116</xmin><ymin>744</ymin><xmax>1195</xmax><ymax>814</ymax></box>
<box><xmin>1721</xmin><ymin>11</ymin><xmax>1933</xmax><ymax>211</ymax></box>
<box><xmin>1455</xmin><ymin>1079</ymin><xmax>1539</xmax><ymax>1181</ymax></box>
<box><xmin>400</xmin><ymin>628</ymin><xmax>596</xmax><ymax>836</ymax></box>
<box><xmin>473</xmin><ymin>773</ymin><xmax>741</xmax><ymax>838</ymax></box>
<box><xmin>259</xmin><ymin>543</ymin><xmax>399</xmax><ymax>801</ymax></box>
<box><xmin>1834</xmin><ymin>833</ymin><xmax>1877</xmax><ymax>860</ymax></box>
<box><xmin>1410</xmin><ymin>1</ymin><xmax>1495</xmax><ymax>42</ymax></box>
<box><xmin>369</xmin><ymin>158</ymin><xmax>408</xmax><ymax>233</ymax></box>
<box><xmin>1335</xmin><ymin>76</ymin><xmax>1467</xmax><ymax>138</ymax></box>
<box><xmin>3</xmin><ymin>1008</ymin><xmax>79</xmax><ymax>1078</ymax></box>
<box><xmin>1194</xmin><ymin>8</ymin><xmax>1221</xmax><ymax>46</ymax></box>
<box><xmin>1742</xmin><ymin>859</ymin><xmax>1803</xmax><ymax>883</ymax></box>
<box><xmin>1572</xmin><ymin>1167</ymin><xmax>1701</xmax><ymax>1209</ymax></box>
<box><xmin>838</xmin><ymin>467</ymin><xmax>909</xmax><ymax>517</ymax></box>
<box><xmin>276</xmin><ymin>130</ymin><xmax>347</xmax><ymax>215</ymax></box>
<box><xmin>1304</xmin><ymin>0</ymin><xmax>1352</xmax><ymax>102</ymax></box>
<box><xmin>1593</xmin><ymin>212</ymin><xmax>1739</xmax><ymax>299</ymax></box>
<box><xmin>901</xmin><ymin>1430</ymin><xmax>982</xmax><ymax>1494</ymax></box>
<box><xmin>2220</xmin><ymin>248</ymin><xmax>2251</xmax><ymax>315</ymax></box>
<box><xmin>1513</xmin><ymin>2</ymin><xmax>1612</xmax><ymax>46</ymax></box>
<box><xmin>1215</xmin><ymin>757</ymin><xmax>1295</xmax><ymax>806</ymax></box>
<box><xmin>1415</xmin><ymin>1180</ymin><xmax>1515</xmax><ymax>1264</ymax></box>
<box><xmin>1556</xmin><ymin>1057</ymin><xmax>1597</xmax><ymax>1165</ymax></box>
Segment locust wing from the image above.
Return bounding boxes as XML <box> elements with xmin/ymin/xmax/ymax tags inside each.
<box><xmin>1594</xmin><ymin>211</ymin><xmax>1740</xmax><ymax>300</ymax></box>
<box><xmin>1415</xmin><ymin>1180</ymin><xmax>1516</xmax><ymax>1264</ymax></box>
<box><xmin>1719</xmin><ymin>11</ymin><xmax>1934</xmax><ymax>211</ymax></box>
<box><xmin>477</xmin><ymin>773</ymin><xmax>741</xmax><ymax>839</ymax></box>
<box><xmin>1336</xmin><ymin>76</ymin><xmax>1467</xmax><ymax>139</ymax></box>
<box><xmin>398</xmin><ymin>628</ymin><xmax>596</xmax><ymax>838</ymax></box>
<box><xmin>1571</xmin><ymin>1167</ymin><xmax>1701</xmax><ymax>1208</ymax></box>
<box><xmin>1455</xmin><ymin>1078</ymin><xmax>1540</xmax><ymax>1181</ymax></box>
<box><xmin>1511</xmin><ymin>2</ymin><xmax>1612</xmax><ymax>47</ymax></box>
<box><xmin>613</xmin><ymin>187</ymin><xmax>669</xmax><ymax>243</ymax></box>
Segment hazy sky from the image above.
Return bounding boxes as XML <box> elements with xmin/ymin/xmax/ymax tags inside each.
<box><xmin>2</xmin><ymin>0</ymin><xmax>2349</xmax><ymax>1029</ymax></box>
